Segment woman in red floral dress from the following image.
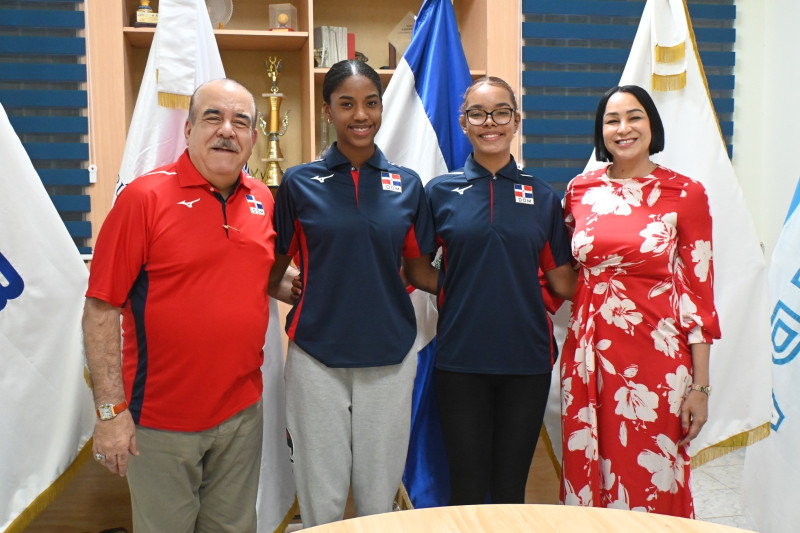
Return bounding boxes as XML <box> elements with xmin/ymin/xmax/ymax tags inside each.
<box><xmin>560</xmin><ymin>85</ymin><xmax>721</xmax><ymax>518</ymax></box>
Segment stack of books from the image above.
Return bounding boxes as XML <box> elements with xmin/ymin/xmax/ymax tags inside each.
<box><xmin>314</xmin><ymin>26</ymin><xmax>353</xmax><ymax>67</ymax></box>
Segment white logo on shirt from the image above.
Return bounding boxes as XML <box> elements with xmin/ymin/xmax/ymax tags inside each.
<box><xmin>452</xmin><ymin>185</ymin><xmax>473</xmax><ymax>195</ymax></box>
<box><xmin>311</xmin><ymin>174</ymin><xmax>334</xmax><ymax>183</ymax></box>
<box><xmin>177</xmin><ymin>199</ymin><xmax>200</xmax><ymax>208</ymax></box>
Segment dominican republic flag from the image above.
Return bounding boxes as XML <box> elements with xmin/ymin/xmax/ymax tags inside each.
<box><xmin>543</xmin><ymin>0</ymin><xmax>771</xmax><ymax>475</ymax></box>
<box><xmin>514</xmin><ymin>184</ymin><xmax>534</xmax><ymax>204</ymax></box>
<box><xmin>375</xmin><ymin>0</ymin><xmax>472</xmax><ymax>508</ymax></box>
<box><xmin>113</xmin><ymin>1</ymin><xmax>297</xmax><ymax>530</ymax></box>
<box><xmin>246</xmin><ymin>194</ymin><xmax>265</xmax><ymax>215</ymax></box>
<box><xmin>743</xmin><ymin>177</ymin><xmax>800</xmax><ymax>533</ymax></box>
<box><xmin>381</xmin><ymin>172</ymin><xmax>402</xmax><ymax>192</ymax></box>
<box><xmin>0</xmin><ymin>101</ymin><xmax>94</xmax><ymax>531</ymax></box>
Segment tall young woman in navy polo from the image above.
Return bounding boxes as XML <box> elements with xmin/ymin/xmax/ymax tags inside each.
<box><xmin>268</xmin><ymin>60</ymin><xmax>436</xmax><ymax>527</ymax></box>
<box><xmin>424</xmin><ymin>77</ymin><xmax>576</xmax><ymax>505</ymax></box>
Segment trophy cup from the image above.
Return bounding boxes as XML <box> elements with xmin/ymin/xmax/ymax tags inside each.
<box><xmin>259</xmin><ymin>57</ymin><xmax>290</xmax><ymax>188</ymax></box>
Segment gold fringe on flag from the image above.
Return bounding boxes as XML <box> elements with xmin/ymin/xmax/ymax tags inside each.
<box><xmin>652</xmin><ymin>70</ymin><xmax>687</xmax><ymax>92</ymax></box>
<box><xmin>158</xmin><ymin>91</ymin><xmax>192</xmax><ymax>110</ymax></box>
<box><xmin>655</xmin><ymin>41</ymin><xmax>686</xmax><ymax>63</ymax></box>
<box><xmin>4</xmin><ymin>440</ymin><xmax>93</xmax><ymax>533</ymax></box>
<box><xmin>541</xmin><ymin>426</ymin><xmax>563</xmax><ymax>481</ymax></box>
<box><xmin>273</xmin><ymin>495</ymin><xmax>300</xmax><ymax>533</ymax></box>
<box><xmin>690</xmin><ymin>422</ymin><xmax>771</xmax><ymax>469</ymax></box>
<box><xmin>395</xmin><ymin>483</ymin><xmax>414</xmax><ymax>510</ymax></box>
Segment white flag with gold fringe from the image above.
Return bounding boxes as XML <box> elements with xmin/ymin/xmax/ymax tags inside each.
<box><xmin>115</xmin><ymin>0</ymin><xmax>224</xmax><ymax>198</ymax></box>
<box><xmin>0</xmin><ymin>101</ymin><xmax>94</xmax><ymax>532</ymax></box>
<box><xmin>544</xmin><ymin>0</ymin><xmax>771</xmax><ymax>473</ymax></box>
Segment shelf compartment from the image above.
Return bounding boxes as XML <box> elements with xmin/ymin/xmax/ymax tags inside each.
<box><xmin>123</xmin><ymin>27</ymin><xmax>309</xmax><ymax>51</ymax></box>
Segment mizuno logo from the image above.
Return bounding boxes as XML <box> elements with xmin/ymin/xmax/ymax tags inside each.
<box><xmin>311</xmin><ymin>174</ymin><xmax>334</xmax><ymax>183</ymax></box>
<box><xmin>452</xmin><ymin>185</ymin><xmax>473</xmax><ymax>195</ymax></box>
<box><xmin>177</xmin><ymin>199</ymin><xmax>200</xmax><ymax>208</ymax></box>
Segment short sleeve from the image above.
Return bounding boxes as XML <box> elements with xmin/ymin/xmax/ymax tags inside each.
<box><xmin>85</xmin><ymin>183</ymin><xmax>150</xmax><ymax>307</ymax></box>
<box><xmin>402</xmin><ymin>178</ymin><xmax>436</xmax><ymax>258</ymax></box>
<box><xmin>273</xmin><ymin>171</ymin><xmax>298</xmax><ymax>257</ymax></box>
<box><xmin>676</xmin><ymin>179</ymin><xmax>721</xmax><ymax>343</ymax></box>
<box><xmin>541</xmin><ymin>187</ymin><xmax>572</xmax><ymax>271</ymax></box>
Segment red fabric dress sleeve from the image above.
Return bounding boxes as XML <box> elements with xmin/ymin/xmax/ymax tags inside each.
<box><xmin>675</xmin><ymin>178</ymin><xmax>721</xmax><ymax>344</ymax></box>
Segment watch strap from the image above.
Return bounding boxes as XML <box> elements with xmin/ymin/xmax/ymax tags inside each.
<box><xmin>689</xmin><ymin>384</ymin><xmax>712</xmax><ymax>396</ymax></box>
<box><xmin>96</xmin><ymin>400</ymin><xmax>129</xmax><ymax>420</ymax></box>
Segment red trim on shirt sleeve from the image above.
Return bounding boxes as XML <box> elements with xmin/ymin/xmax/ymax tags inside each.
<box><xmin>286</xmin><ymin>219</ymin><xmax>302</xmax><ymax>257</ymax></box>
<box><xmin>286</xmin><ymin>222</ymin><xmax>308</xmax><ymax>340</ymax></box>
<box><xmin>539</xmin><ymin>241</ymin><xmax>556</xmax><ymax>271</ymax></box>
<box><xmin>402</xmin><ymin>225</ymin><xmax>422</xmax><ymax>259</ymax></box>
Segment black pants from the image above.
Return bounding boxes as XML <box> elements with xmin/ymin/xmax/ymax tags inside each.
<box><xmin>435</xmin><ymin>369</ymin><xmax>551</xmax><ymax>505</ymax></box>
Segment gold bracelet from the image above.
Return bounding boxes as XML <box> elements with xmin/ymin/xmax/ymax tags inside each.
<box><xmin>689</xmin><ymin>384</ymin><xmax>712</xmax><ymax>396</ymax></box>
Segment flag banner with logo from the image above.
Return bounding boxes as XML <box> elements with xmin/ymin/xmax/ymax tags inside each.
<box><xmin>114</xmin><ymin>1</ymin><xmax>296</xmax><ymax>530</ymax></box>
<box><xmin>543</xmin><ymin>0</ymin><xmax>771</xmax><ymax>471</ymax></box>
<box><xmin>742</xmin><ymin>176</ymin><xmax>800</xmax><ymax>533</ymax></box>
<box><xmin>375</xmin><ymin>0</ymin><xmax>472</xmax><ymax>508</ymax></box>
<box><xmin>0</xmin><ymin>101</ymin><xmax>95</xmax><ymax>532</ymax></box>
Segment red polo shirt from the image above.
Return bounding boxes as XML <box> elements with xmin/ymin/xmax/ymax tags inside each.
<box><xmin>87</xmin><ymin>150</ymin><xmax>276</xmax><ymax>431</ymax></box>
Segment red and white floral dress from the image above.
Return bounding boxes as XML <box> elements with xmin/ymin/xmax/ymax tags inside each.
<box><xmin>560</xmin><ymin>165</ymin><xmax>721</xmax><ymax>518</ymax></box>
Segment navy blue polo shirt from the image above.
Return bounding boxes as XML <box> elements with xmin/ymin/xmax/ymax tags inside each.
<box><xmin>425</xmin><ymin>154</ymin><xmax>571</xmax><ymax>374</ymax></box>
<box><xmin>274</xmin><ymin>143</ymin><xmax>435</xmax><ymax>368</ymax></box>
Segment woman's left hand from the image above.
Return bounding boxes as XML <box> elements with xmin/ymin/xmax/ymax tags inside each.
<box><xmin>678</xmin><ymin>390</ymin><xmax>708</xmax><ymax>447</ymax></box>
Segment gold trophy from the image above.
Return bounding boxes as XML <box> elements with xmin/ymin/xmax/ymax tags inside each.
<box><xmin>259</xmin><ymin>57</ymin><xmax>290</xmax><ymax>188</ymax></box>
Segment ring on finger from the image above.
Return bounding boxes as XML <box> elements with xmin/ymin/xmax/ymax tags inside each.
<box><xmin>94</xmin><ymin>453</ymin><xmax>106</xmax><ymax>462</ymax></box>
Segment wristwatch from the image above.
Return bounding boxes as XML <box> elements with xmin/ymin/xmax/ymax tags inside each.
<box><xmin>96</xmin><ymin>401</ymin><xmax>129</xmax><ymax>421</ymax></box>
<box><xmin>689</xmin><ymin>384</ymin><xmax>712</xmax><ymax>396</ymax></box>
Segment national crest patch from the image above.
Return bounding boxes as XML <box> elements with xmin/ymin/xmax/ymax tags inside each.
<box><xmin>246</xmin><ymin>194</ymin><xmax>265</xmax><ymax>215</ymax></box>
<box><xmin>514</xmin><ymin>184</ymin><xmax>534</xmax><ymax>205</ymax></box>
<box><xmin>381</xmin><ymin>172</ymin><xmax>402</xmax><ymax>193</ymax></box>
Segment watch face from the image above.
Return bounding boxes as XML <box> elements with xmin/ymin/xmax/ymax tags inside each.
<box><xmin>98</xmin><ymin>404</ymin><xmax>114</xmax><ymax>420</ymax></box>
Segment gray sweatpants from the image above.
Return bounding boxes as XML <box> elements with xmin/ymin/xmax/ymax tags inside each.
<box><xmin>285</xmin><ymin>341</ymin><xmax>417</xmax><ymax>528</ymax></box>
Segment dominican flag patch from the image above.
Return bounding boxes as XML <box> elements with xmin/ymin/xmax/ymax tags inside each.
<box><xmin>246</xmin><ymin>194</ymin><xmax>265</xmax><ymax>215</ymax></box>
<box><xmin>381</xmin><ymin>172</ymin><xmax>402</xmax><ymax>192</ymax></box>
<box><xmin>514</xmin><ymin>184</ymin><xmax>534</xmax><ymax>205</ymax></box>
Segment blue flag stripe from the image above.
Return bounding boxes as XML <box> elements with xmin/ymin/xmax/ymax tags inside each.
<box><xmin>785</xmin><ymin>177</ymin><xmax>800</xmax><ymax>224</ymax></box>
<box><xmin>403</xmin><ymin>0</ymin><xmax>472</xmax><ymax>172</ymax></box>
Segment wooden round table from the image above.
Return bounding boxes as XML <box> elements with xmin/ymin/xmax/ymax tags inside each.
<box><xmin>302</xmin><ymin>504</ymin><xmax>753</xmax><ymax>532</ymax></box>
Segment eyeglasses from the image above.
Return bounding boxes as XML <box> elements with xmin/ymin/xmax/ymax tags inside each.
<box><xmin>464</xmin><ymin>107</ymin><xmax>515</xmax><ymax>126</ymax></box>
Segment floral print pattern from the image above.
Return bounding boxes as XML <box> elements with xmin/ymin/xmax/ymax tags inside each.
<box><xmin>560</xmin><ymin>166</ymin><xmax>720</xmax><ymax>518</ymax></box>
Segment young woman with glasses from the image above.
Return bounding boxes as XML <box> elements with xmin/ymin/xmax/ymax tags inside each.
<box><xmin>422</xmin><ymin>76</ymin><xmax>576</xmax><ymax>505</ymax></box>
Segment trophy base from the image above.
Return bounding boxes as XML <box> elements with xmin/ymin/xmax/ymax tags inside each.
<box><xmin>132</xmin><ymin>11</ymin><xmax>158</xmax><ymax>27</ymax></box>
<box><xmin>261</xmin><ymin>160</ymin><xmax>284</xmax><ymax>188</ymax></box>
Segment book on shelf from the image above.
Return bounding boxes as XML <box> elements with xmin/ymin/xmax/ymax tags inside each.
<box><xmin>314</xmin><ymin>26</ymin><xmax>348</xmax><ymax>67</ymax></box>
<box><xmin>347</xmin><ymin>32</ymin><xmax>355</xmax><ymax>60</ymax></box>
